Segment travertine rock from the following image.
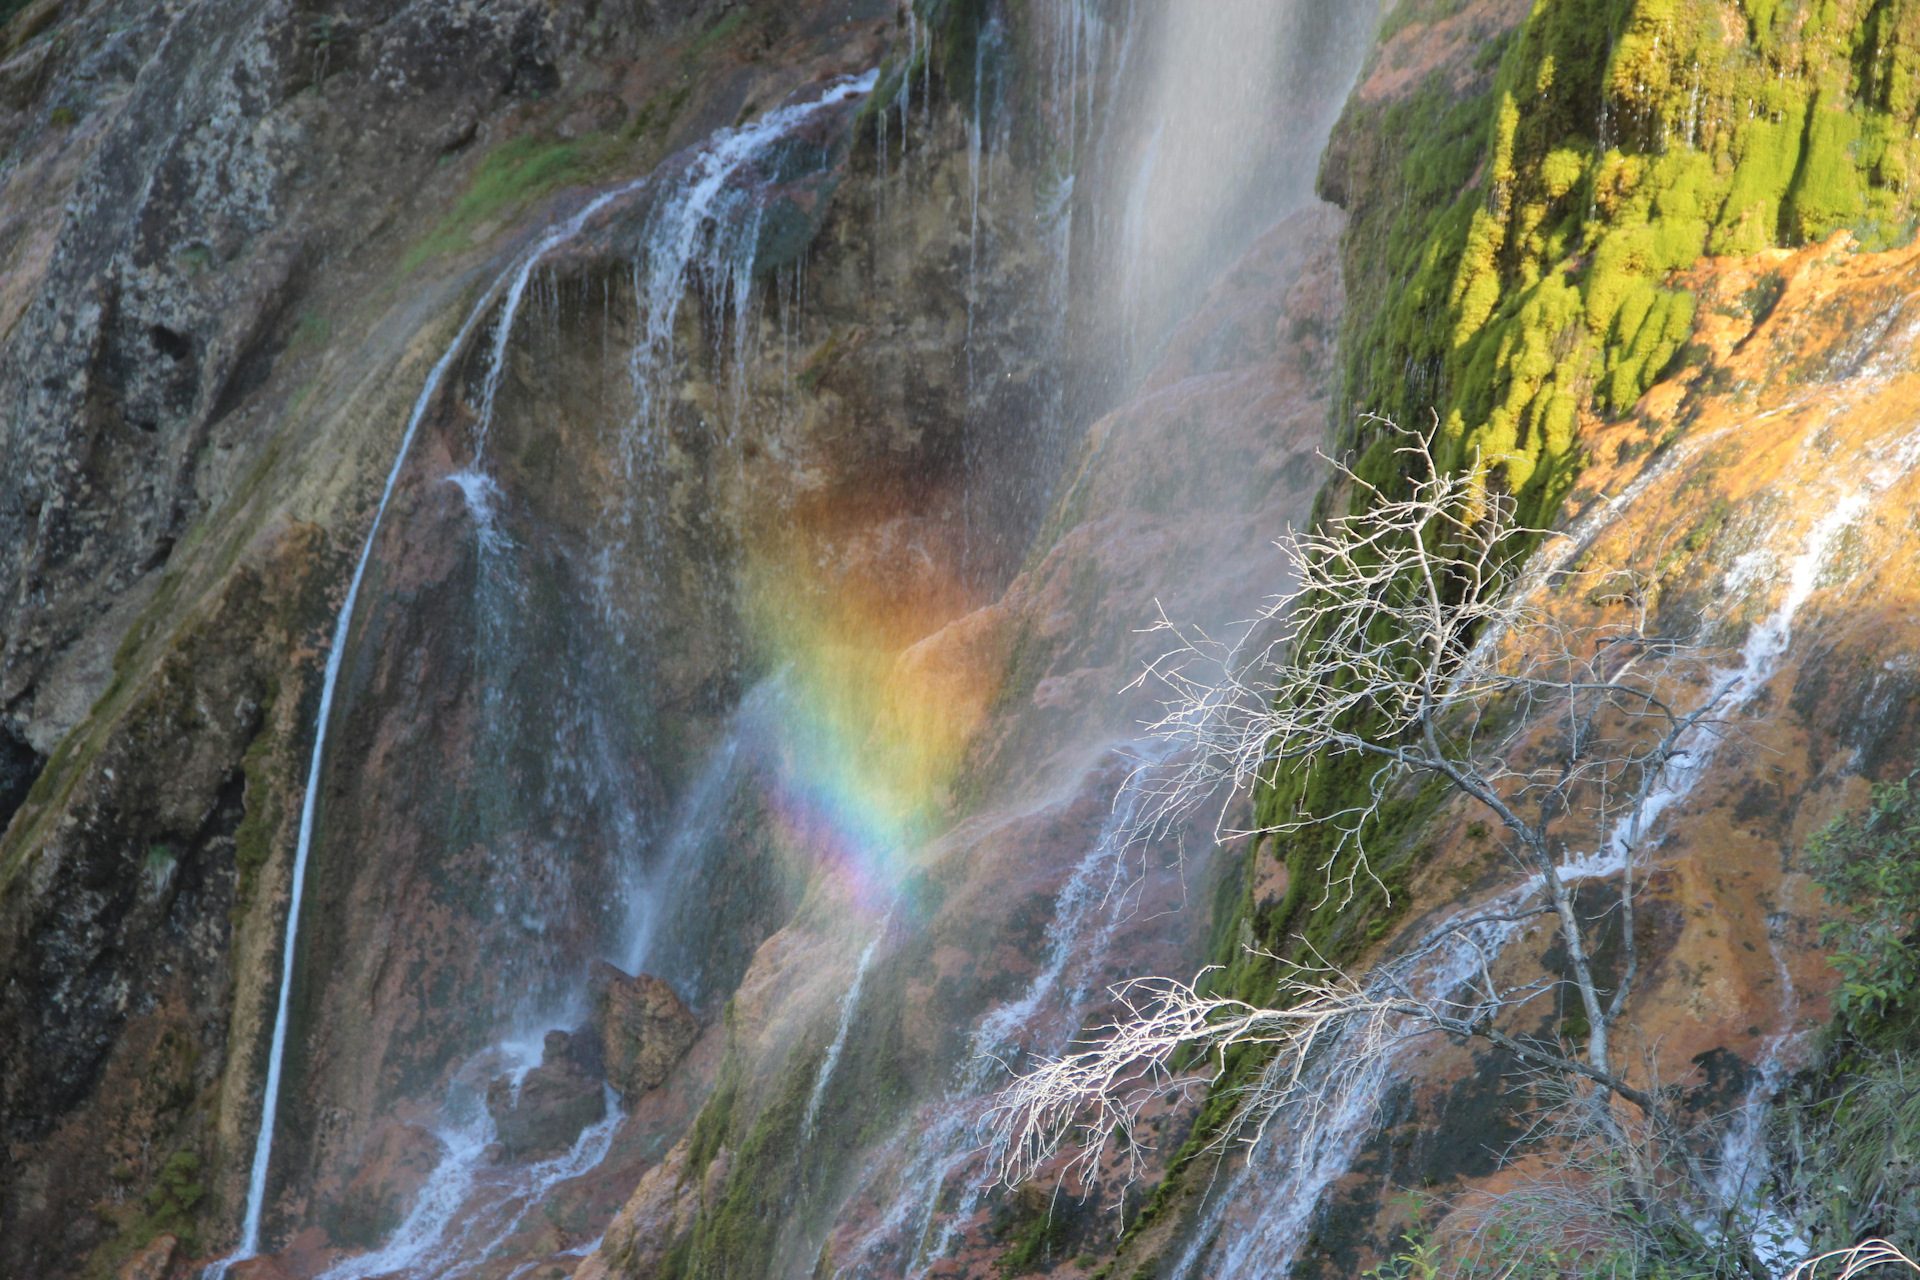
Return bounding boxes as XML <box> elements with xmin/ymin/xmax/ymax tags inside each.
<box><xmin>589</xmin><ymin>961</ymin><xmax>699</xmax><ymax>1099</ymax></box>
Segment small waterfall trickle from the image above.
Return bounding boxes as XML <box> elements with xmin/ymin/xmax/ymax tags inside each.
<box><xmin>211</xmin><ymin>71</ymin><xmax>883</xmax><ymax>1277</ymax></box>
<box><xmin>806</xmin><ymin>916</ymin><xmax>892</xmax><ymax>1139</ymax></box>
<box><xmin>1173</xmin><ymin>441</ymin><xmax>1916</xmax><ymax>1280</ymax></box>
<box><xmin>831</xmin><ymin>747</ymin><xmax>1173</xmax><ymax>1279</ymax></box>
<box><xmin>311</xmin><ymin>1071</ymin><xmax>622</xmax><ymax>1280</ymax></box>
<box><xmin>209</xmin><ymin>272</ymin><xmax>509</xmax><ymax>1280</ymax></box>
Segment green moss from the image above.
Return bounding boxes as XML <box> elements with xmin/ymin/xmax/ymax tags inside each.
<box><xmin>996</xmin><ymin>1192</ymin><xmax>1085</xmax><ymax>1274</ymax></box>
<box><xmin>1331</xmin><ymin>0</ymin><xmax>1920</xmax><ymax>521</ymax></box>
<box><xmin>1772</xmin><ymin>772</ymin><xmax>1920</xmax><ymax>1257</ymax></box>
<box><xmin>401</xmin><ymin>132</ymin><xmax>628</xmax><ymax>274</ymax></box>
<box><xmin>686</xmin><ymin>8</ymin><xmax>751</xmax><ymax>59</ymax></box>
<box><xmin>681</xmin><ymin>1057</ymin><xmax>740</xmax><ymax>1183</ymax></box>
<box><xmin>626</xmin><ymin>83</ymin><xmax>692</xmax><ymax>143</ymax></box>
<box><xmin>84</xmin><ymin>1146</ymin><xmax>209</xmax><ymax>1278</ymax></box>
<box><xmin>913</xmin><ymin>0</ymin><xmax>1000</xmax><ymax>109</ymax></box>
<box><xmin>673</xmin><ymin>1054</ymin><xmax>815</xmax><ymax>1280</ymax></box>
<box><xmin>231</xmin><ymin>679</ymin><xmax>284</xmax><ymax>908</ymax></box>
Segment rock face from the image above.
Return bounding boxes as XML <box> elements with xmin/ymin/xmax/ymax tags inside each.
<box><xmin>324</xmin><ymin>1122</ymin><xmax>445</xmax><ymax>1249</ymax></box>
<box><xmin>17</xmin><ymin>1</ymin><xmax>1917</xmax><ymax>1279</ymax></box>
<box><xmin>115</xmin><ymin>1233</ymin><xmax>176</xmax><ymax>1280</ymax></box>
<box><xmin>591</xmin><ymin>962</ymin><xmax>699</xmax><ymax>1100</ymax></box>
<box><xmin>485</xmin><ymin>1030</ymin><xmax>607</xmax><ymax>1161</ymax></box>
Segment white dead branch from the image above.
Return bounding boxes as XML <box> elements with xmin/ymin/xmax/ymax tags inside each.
<box><xmin>988</xmin><ymin>417</ymin><xmax>1769</xmax><ymax>1269</ymax></box>
<box><xmin>1790</xmin><ymin>1242</ymin><xmax>1920</xmax><ymax>1279</ymax></box>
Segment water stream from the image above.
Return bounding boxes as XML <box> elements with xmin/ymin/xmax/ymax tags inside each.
<box><xmin>211</xmin><ymin>71</ymin><xmax>883</xmax><ymax>1278</ymax></box>
<box><xmin>1169</xmin><ymin>441</ymin><xmax>1915</xmax><ymax>1279</ymax></box>
<box><xmin>828</xmin><ymin>747</ymin><xmax>1173</xmax><ymax>1279</ymax></box>
<box><xmin>210</xmin><ymin>2</ymin><xmax>1391</xmax><ymax>1271</ymax></box>
<box><xmin>210</xmin><ymin>255</ymin><xmax>538</xmax><ymax>1280</ymax></box>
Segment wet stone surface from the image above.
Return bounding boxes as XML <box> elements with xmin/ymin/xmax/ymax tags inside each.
<box><xmin>486</xmin><ymin>1030</ymin><xmax>607</xmax><ymax>1161</ymax></box>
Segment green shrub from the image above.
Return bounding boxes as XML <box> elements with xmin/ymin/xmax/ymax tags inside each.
<box><xmin>1772</xmin><ymin>773</ymin><xmax>1920</xmax><ymax>1259</ymax></box>
<box><xmin>1803</xmin><ymin>773</ymin><xmax>1920</xmax><ymax>1033</ymax></box>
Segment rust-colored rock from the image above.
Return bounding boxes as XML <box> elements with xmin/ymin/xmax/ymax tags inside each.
<box><xmin>327</xmin><ymin>1123</ymin><xmax>445</xmax><ymax>1250</ymax></box>
<box><xmin>116</xmin><ymin>1234</ymin><xmax>175</xmax><ymax>1280</ymax></box>
<box><xmin>580</xmin><ymin>1140</ymin><xmax>714</xmax><ymax>1280</ymax></box>
<box><xmin>589</xmin><ymin>961</ymin><xmax>699</xmax><ymax>1099</ymax></box>
<box><xmin>485</xmin><ymin>1031</ymin><xmax>606</xmax><ymax>1161</ymax></box>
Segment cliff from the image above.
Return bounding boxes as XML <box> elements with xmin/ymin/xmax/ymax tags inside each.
<box><xmin>2</xmin><ymin>1</ymin><xmax>1917</xmax><ymax>1279</ymax></box>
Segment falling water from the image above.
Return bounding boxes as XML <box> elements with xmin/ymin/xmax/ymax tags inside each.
<box><xmin>622</xmin><ymin>70</ymin><xmax>877</xmax><ymax>453</ymax></box>
<box><xmin>313</xmin><ymin>1074</ymin><xmax>622</xmax><ymax>1280</ymax></box>
<box><xmin>1708</xmin><ymin>916</ymin><xmax>1812</xmax><ymax>1273</ymax></box>
<box><xmin>213</xmin><ymin>72</ymin><xmax>883</xmax><ymax>1276</ymax></box>
<box><xmin>210</xmin><ymin>261</ymin><xmax>524</xmax><ymax>1279</ymax></box>
<box><xmin>1174</xmin><ymin>451</ymin><xmax>1907</xmax><ymax>1280</ymax></box>
<box><xmin>806</xmin><ymin>919</ymin><xmax>891</xmax><ymax>1138</ymax></box>
<box><xmin>831</xmin><ymin>748</ymin><xmax>1172</xmax><ymax>1278</ymax></box>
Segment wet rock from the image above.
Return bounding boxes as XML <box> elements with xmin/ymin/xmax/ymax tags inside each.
<box><xmin>227</xmin><ymin>1255</ymin><xmax>293</xmax><ymax>1280</ymax></box>
<box><xmin>328</xmin><ymin>1123</ymin><xmax>446</xmax><ymax>1249</ymax></box>
<box><xmin>485</xmin><ymin>1031</ymin><xmax>606</xmax><ymax>1160</ymax></box>
<box><xmin>115</xmin><ymin>1233</ymin><xmax>175</xmax><ymax>1280</ymax></box>
<box><xmin>577</xmin><ymin>1141</ymin><xmax>706</xmax><ymax>1280</ymax></box>
<box><xmin>589</xmin><ymin>962</ymin><xmax>698</xmax><ymax>1099</ymax></box>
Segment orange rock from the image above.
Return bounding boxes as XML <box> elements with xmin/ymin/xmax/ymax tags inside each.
<box><xmin>116</xmin><ymin>1234</ymin><xmax>176</xmax><ymax>1280</ymax></box>
<box><xmin>590</xmin><ymin>962</ymin><xmax>700</xmax><ymax>1099</ymax></box>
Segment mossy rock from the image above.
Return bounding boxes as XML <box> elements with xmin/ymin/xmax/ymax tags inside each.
<box><xmin>1331</xmin><ymin>0</ymin><xmax>1920</xmax><ymax>522</ymax></box>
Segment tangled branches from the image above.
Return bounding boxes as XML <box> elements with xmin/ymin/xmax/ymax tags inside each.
<box><xmin>986</xmin><ymin>416</ymin><xmax>1776</xmax><ymax>1269</ymax></box>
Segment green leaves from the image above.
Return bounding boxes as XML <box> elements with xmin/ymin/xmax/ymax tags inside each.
<box><xmin>1804</xmin><ymin>773</ymin><xmax>1920</xmax><ymax>1033</ymax></box>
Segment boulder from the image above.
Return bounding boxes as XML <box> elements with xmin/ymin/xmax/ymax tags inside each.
<box><xmin>485</xmin><ymin>1030</ymin><xmax>606</xmax><ymax>1160</ymax></box>
<box><xmin>589</xmin><ymin>961</ymin><xmax>699</xmax><ymax>1098</ymax></box>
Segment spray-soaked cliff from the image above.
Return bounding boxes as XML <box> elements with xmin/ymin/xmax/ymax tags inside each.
<box><xmin>5</xmin><ymin>1</ymin><xmax>1920</xmax><ymax>1279</ymax></box>
<box><xmin>0</xmin><ymin>0</ymin><xmax>1375</xmax><ymax>1276</ymax></box>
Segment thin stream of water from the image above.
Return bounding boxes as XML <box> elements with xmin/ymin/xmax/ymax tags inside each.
<box><xmin>213</xmin><ymin>72</ymin><xmax>881</xmax><ymax>1278</ymax></box>
<box><xmin>806</xmin><ymin>917</ymin><xmax>891</xmax><ymax>1138</ymax></box>
<box><xmin>830</xmin><ymin>748</ymin><xmax>1170</xmax><ymax>1279</ymax></box>
<box><xmin>1179</xmin><ymin>455</ymin><xmax>1903</xmax><ymax>1280</ymax></box>
<box><xmin>208</xmin><ymin>272</ymin><xmax>515</xmax><ymax>1280</ymax></box>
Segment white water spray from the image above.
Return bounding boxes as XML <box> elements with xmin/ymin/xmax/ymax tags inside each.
<box><xmin>206</xmin><ymin>285</ymin><xmax>498</xmax><ymax>1280</ymax></box>
<box><xmin>806</xmin><ymin>920</ymin><xmax>889</xmax><ymax>1138</ymax></box>
<box><xmin>219</xmin><ymin>73</ymin><xmax>885</xmax><ymax>1277</ymax></box>
<box><xmin>1181</xmin><ymin>467</ymin><xmax>1893</xmax><ymax>1280</ymax></box>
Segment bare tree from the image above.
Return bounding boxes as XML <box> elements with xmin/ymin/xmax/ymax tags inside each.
<box><xmin>988</xmin><ymin>419</ymin><xmax>1762</xmax><ymax>1266</ymax></box>
<box><xmin>1790</xmin><ymin>1243</ymin><xmax>1920</xmax><ymax>1279</ymax></box>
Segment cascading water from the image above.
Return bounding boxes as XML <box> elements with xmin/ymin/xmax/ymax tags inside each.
<box><xmin>208</xmin><ymin>263</ymin><xmax>531</xmax><ymax>1280</ymax></box>
<box><xmin>212</xmin><ymin>3</ymin><xmax>1386</xmax><ymax>1273</ymax></box>
<box><xmin>806</xmin><ymin>917</ymin><xmax>891</xmax><ymax>1139</ymax></box>
<box><xmin>827</xmin><ymin>745</ymin><xmax>1177</xmax><ymax>1279</ymax></box>
<box><xmin>1170</xmin><ymin>428</ymin><xmax>1920</xmax><ymax>1280</ymax></box>
<box><xmin>211</xmin><ymin>72</ymin><xmax>884</xmax><ymax>1278</ymax></box>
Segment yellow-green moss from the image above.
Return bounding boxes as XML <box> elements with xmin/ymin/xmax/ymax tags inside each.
<box><xmin>230</xmin><ymin>679</ymin><xmax>284</xmax><ymax>909</ymax></box>
<box><xmin>1332</xmin><ymin>0</ymin><xmax>1920</xmax><ymax>524</ymax></box>
<box><xmin>401</xmin><ymin>132</ymin><xmax>630</xmax><ymax>274</ymax></box>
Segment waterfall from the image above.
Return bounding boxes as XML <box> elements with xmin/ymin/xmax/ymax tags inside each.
<box><xmin>208</xmin><ymin>270</ymin><xmax>511</xmax><ymax>1280</ymax></box>
<box><xmin>623</xmin><ymin>70</ymin><xmax>877</xmax><ymax>454</ymax></box>
<box><xmin>1173</xmin><ymin>443</ymin><xmax>1915</xmax><ymax>1280</ymax></box>
<box><xmin>210</xmin><ymin>71</ymin><xmax>881</xmax><ymax>1275</ymax></box>
<box><xmin>829</xmin><ymin>748</ymin><xmax>1171</xmax><ymax>1279</ymax></box>
<box><xmin>806</xmin><ymin>916</ymin><xmax>891</xmax><ymax>1138</ymax></box>
<box><xmin>312</xmin><ymin>1073</ymin><xmax>622</xmax><ymax>1280</ymax></box>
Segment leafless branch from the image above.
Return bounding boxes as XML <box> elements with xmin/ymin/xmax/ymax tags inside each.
<box><xmin>1790</xmin><ymin>1242</ymin><xmax>1920</xmax><ymax>1279</ymax></box>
